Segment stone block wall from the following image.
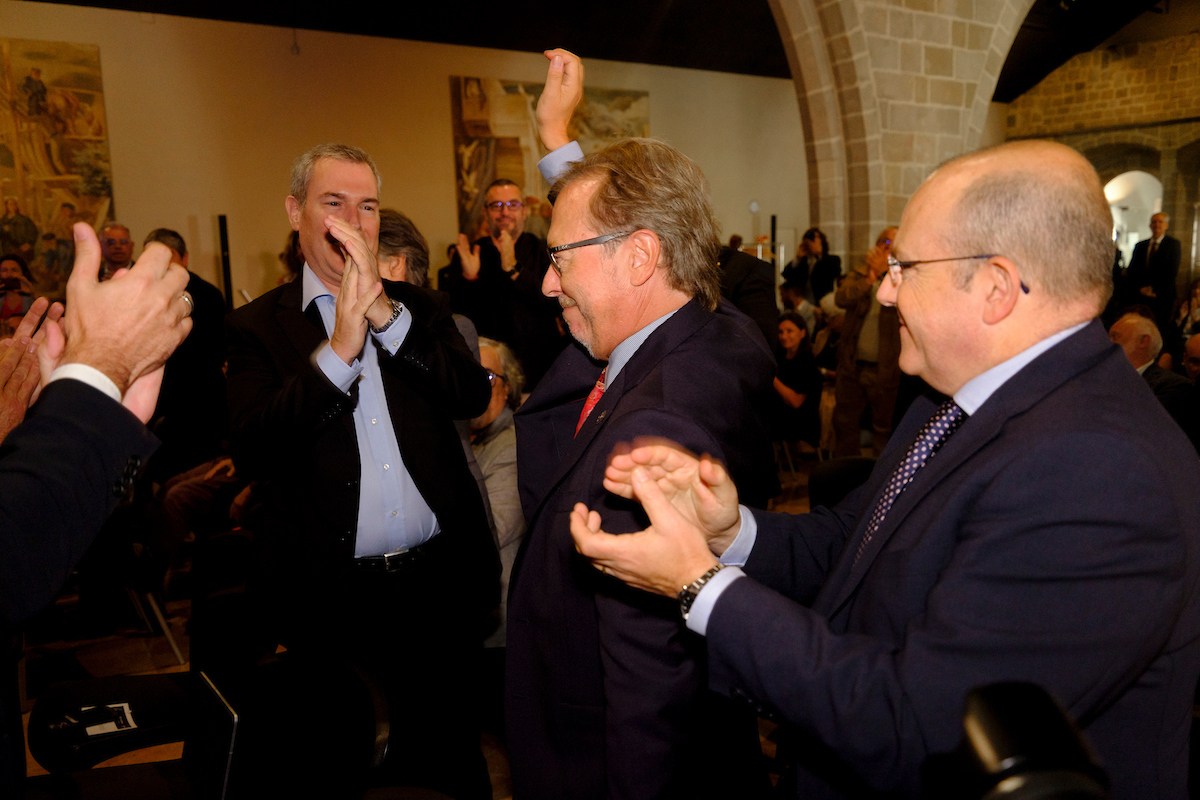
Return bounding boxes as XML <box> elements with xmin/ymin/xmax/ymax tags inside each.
<box><xmin>1008</xmin><ymin>35</ymin><xmax>1200</xmax><ymax>139</ymax></box>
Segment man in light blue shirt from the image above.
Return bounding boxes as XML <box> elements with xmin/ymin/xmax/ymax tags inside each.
<box><xmin>225</xmin><ymin>144</ymin><xmax>496</xmax><ymax>798</ymax></box>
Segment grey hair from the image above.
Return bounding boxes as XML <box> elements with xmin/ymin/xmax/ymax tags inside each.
<box><xmin>378</xmin><ymin>208</ymin><xmax>429</xmax><ymax>288</ymax></box>
<box><xmin>478</xmin><ymin>336</ymin><xmax>525</xmax><ymax>409</ymax></box>
<box><xmin>290</xmin><ymin>143</ymin><xmax>381</xmax><ymax>207</ymax></box>
<box><xmin>942</xmin><ymin>150</ymin><xmax>1114</xmax><ymax>308</ymax></box>
<box><xmin>143</xmin><ymin>227</ymin><xmax>187</xmax><ymax>258</ymax></box>
<box><xmin>1119</xmin><ymin>312</ymin><xmax>1163</xmax><ymax>358</ymax></box>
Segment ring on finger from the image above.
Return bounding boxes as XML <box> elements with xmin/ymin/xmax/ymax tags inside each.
<box><xmin>180</xmin><ymin>291</ymin><xmax>194</xmax><ymax>316</ymax></box>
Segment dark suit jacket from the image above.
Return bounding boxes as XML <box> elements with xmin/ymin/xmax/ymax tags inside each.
<box><xmin>1143</xmin><ymin>362</ymin><xmax>1197</xmax><ymax>449</ymax></box>
<box><xmin>506</xmin><ymin>299</ymin><xmax>778</xmax><ymax>800</ymax></box>
<box><xmin>703</xmin><ymin>320</ymin><xmax>1200</xmax><ymax>798</ymax></box>
<box><xmin>1126</xmin><ymin>234</ymin><xmax>1182</xmax><ymax>324</ymax></box>
<box><xmin>782</xmin><ymin>253</ymin><xmax>842</xmax><ymax>301</ymax></box>
<box><xmin>718</xmin><ymin>246</ymin><xmax>779</xmax><ymax>353</ymax></box>
<box><xmin>224</xmin><ymin>277</ymin><xmax>498</xmax><ymax>623</ymax></box>
<box><xmin>0</xmin><ymin>380</ymin><xmax>157</xmax><ymax>796</ymax></box>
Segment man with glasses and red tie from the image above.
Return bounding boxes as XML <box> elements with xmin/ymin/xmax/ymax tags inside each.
<box><xmin>504</xmin><ymin>50</ymin><xmax>779</xmax><ymax>800</ymax></box>
<box><xmin>568</xmin><ymin>140</ymin><xmax>1200</xmax><ymax>799</ymax></box>
<box><xmin>440</xmin><ymin>178</ymin><xmax>565</xmax><ymax>387</ymax></box>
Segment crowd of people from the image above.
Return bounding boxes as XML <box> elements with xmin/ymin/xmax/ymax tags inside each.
<box><xmin>1</xmin><ymin>46</ymin><xmax>1199</xmax><ymax>800</ymax></box>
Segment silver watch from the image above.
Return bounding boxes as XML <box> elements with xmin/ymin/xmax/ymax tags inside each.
<box><xmin>678</xmin><ymin>563</ymin><xmax>725</xmax><ymax>620</ymax></box>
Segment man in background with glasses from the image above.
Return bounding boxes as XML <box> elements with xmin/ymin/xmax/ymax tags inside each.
<box><xmin>569</xmin><ymin>139</ymin><xmax>1200</xmax><ymax>799</ymax></box>
<box><xmin>98</xmin><ymin>221</ymin><xmax>134</xmax><ymax>280</ymax></box>
<box><xmin>440</xmin><ymin>178</ymin><xmax>565</xmax><ymax>388</ymax></box>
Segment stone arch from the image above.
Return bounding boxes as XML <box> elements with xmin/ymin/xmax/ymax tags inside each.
<box><xmin>1082</xmin><ymin>143</ymin><xmax>1162</xmax><ymax>187</ymax></box>
<box><xmin>769</xmin><ymin>0</ymin><xmax>1040</xmax><ymax>263</ymax></box>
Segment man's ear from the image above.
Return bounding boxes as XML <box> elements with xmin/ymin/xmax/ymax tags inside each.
<box><xmin>980</xmin><ymin>256</ymin><xmax>1022</xmax><ymax>326</ymax></box>
<box><xmin>285</xmin><ymin>196</ymin><xmax>302</xmax><ymax>232</ymax></box>
<box><xmin>627</xmin><ymin>230</ymin><xmax>660</xmax><ymax>288</ymax></box>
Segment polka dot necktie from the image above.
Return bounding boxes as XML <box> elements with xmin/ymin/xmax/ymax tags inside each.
<box><xmin>852</xmin><ymin>399</ymin><xmax>966</xmax><ymax>567</ymax></box>
<box><xmin>575</xmin><ymin>367</ymin><xmax>607</xmax><ymax>437</ymax></box>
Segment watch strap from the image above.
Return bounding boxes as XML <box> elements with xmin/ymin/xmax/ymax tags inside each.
<box><xmin>678</xmin><ymin>563</ymin><xmax>725</xmax><ymax>620</ymax></box>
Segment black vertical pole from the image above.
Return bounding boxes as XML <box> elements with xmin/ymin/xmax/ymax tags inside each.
<box><xmin>218</xmin><ymin>215</ymin><xmax>232</xmax><ymax>312</ymax></box>
<box><xmin>770</xmin><ymin>214</ymin><xmax>777</xmax><ymax>259</ymax></box>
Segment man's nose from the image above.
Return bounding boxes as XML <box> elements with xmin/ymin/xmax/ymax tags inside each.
<box><xmin>877</xmin><ymin>274</ymin><xmax>897</xmax><ymax>307</ymax></box>
<box><xmin>543</xmin><ymin>265</ymin><xmax>562</xmax><ymax>298</ymax></box>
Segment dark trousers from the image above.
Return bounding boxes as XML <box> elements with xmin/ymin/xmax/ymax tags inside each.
<box><xmin>250</xmin><ymin>534</ymin><xmax>491</xmax><ymax>800</ymax></box>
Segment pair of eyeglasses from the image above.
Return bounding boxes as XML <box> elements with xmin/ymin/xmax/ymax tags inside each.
<box><xmin>485</xmin><ymin>369</ymin><xmax>507</xmax><ymax>386</ymax></box>
<box><xmin>886</xmin><ymin>254</ymin><xmax>1029</xmax><ymax>294</ymax></box>
<box><xmin>103</xmin><ymin>238</ymin><xmax>132</xmax><ymax>246</ymax></box>
<box><xmin>548</xmin><ymin>232</ymin><xmax>635</xmax><ymax>275</ymax></box>
<box><xmin>486</xmin><ymin>200</ymin><xmax>524</xmax><ymax>211</ymax></box>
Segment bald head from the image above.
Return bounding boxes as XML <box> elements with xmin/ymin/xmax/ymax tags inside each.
<box><xmin>1184</xmin><ymin>334</ymin><xmax>1200</xmax><ymax>380</ymax></box>
<box><xmin>929</xmin><ymin>141</ymin><xmax>1113</xmax><ymax>311</ymax></box>
<box><xmin>1109</xmin><ymin>313</ymin><xmax>1161</xmax><ymax>370</ymax></box>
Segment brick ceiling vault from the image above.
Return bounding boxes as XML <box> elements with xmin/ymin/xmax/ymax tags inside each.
<box><xmin>769</xmin><ymin>0</ymin><xmax>1037</xmax><ymax>263</ymax></box>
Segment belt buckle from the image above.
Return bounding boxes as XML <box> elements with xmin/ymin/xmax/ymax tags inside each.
<box><xmin>382</xmin><ymin>548</ymin><xmax>409</xmax><ymax>572</ymax></box>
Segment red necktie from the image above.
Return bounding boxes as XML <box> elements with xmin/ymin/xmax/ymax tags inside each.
<box><xmin>575</xmin><ymin>368</ymin><xmax>607</xmax><ymax>436</ymax></box>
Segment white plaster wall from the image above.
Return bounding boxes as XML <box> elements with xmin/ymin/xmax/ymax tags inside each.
<box><xmin>1</xmin><ymin>0</ymin><xmax>808</xmax><ymax>302</ymax></box>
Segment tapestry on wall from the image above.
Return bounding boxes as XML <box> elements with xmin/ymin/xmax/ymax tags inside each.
<box><xmin>449</xmin><ymin>76</ymin><xmax>649</xmax><ymax>241</ymax></box>
<box><xmin>0</xmin><ymin>37</ymin><xmax>114</xmax><ymax>296</ymax></box>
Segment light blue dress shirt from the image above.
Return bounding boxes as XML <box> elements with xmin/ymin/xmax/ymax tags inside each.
<box><xmin>686</xmin><ymin>320</ymin><xmax>1092</xmax><ymax>635</ymax></box>
<box><xmin>537</xmin><ymin>141</ymin><xmax>585</xmax><ymax>185</ymax></box>
<box><xmin>302</xmin><ymin>266</ymin><xmax>440</xmax><ymax>557</ymax></box>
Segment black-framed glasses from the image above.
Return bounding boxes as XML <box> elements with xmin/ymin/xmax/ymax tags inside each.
<box><xmin>485</xmin><ymin>200</ymin><xmax>524</xmax><ymax>211</ymax></box>
<box><xmin>886</xmin><ymin>254</ymin><xmax>1029</xmax><ymax>294</ymax></box>
<box><xmin>548</xmin><ymin>232</ymin><xmax>635</xmax><ymax>275</ymax></box>
<box><xmin>485</xmin><ymin>369</ymin><xmax>507</xmax><ymax>387</ymax></box>
<box><xmin>103</xmin><ymin>238</ymin><xmax>132</xmax><ymax>246</ymax></box>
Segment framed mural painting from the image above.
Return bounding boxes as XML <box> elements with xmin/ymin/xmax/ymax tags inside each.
<box><xmin>0</xmin><ymin>37</ymin><xmax>114</xmax><ymax>294</ymax></box>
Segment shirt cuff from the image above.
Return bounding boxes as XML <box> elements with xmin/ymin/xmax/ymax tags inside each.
<box><xmin>370</xmin><ymin>303</ymin><xmax>412</xmax><ymax>356</ymax></box>
<box><xmin>719</xmin><ymin>505</ymin><xmax>758</xmax><ymax>567</ymax></box>
<box><xmin>538</xmin><ymin>141</ymin><xmax>585</xmax><ymax>185</ymax></box>
<box><xmin>48</xmin><ymin>363</ymin><xmax>121</xmax><ymax>404</ymax></box>
<box><xmin>314</xmin><ymin>341</ymin><xmax>363</xmax><ymax>393</ymax></box>
<box><xmin>685</xmin><ymin>566</ymin><xmax>745</xmax><ymax>636</ymax></box>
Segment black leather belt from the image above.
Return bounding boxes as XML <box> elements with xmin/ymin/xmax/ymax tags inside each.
<box><xmin>354</xmin><ymin>540</ymin><xmax>435</xmax><ymax>573</ymax></box>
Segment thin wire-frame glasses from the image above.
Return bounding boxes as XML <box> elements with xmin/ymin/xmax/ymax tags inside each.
<box><xmin>886</xmin><ymin>254</ymin><xmax>1029</xmax><ymax>294</ymax></box>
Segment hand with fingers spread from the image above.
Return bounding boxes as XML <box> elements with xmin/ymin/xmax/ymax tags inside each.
<box><xmin>537</xmin><ymin>48</ymin><xmax>585</xmax><ymax>152</ymax></box>
<box><xmin>456</xmin><ymin>233</ymin><xmax>482</xmax><ymax>281</ymax></box>
<box><xmin>570</xmin><ymin>465</ymin><xmax>719</xmax><ymax>598</ymax></box>
<box><xmin>603</xmin><ymin>439</ymin><xmax>743</xmax><ymax>555</ymax></box>
<box><xmin>0</xmin><ymin>296</ymin><xmax>59</xmax><ymax>443</ymax></box>
<box><xmin>53</xmin><ymin>223</ymin><xmax>192</xmax><ymax>398</ymax></box>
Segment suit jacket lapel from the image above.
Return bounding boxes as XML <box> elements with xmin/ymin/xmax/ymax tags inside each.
<box><xmin>274</xmin><ymin>277</ymin><xmax>327</xmax><ymax>361</ymax></box>
<box><xmin>516</xmin><ymin>300</ymin><xmax>713</xmax><ymax>523</ymax></box>
<box><xmin>818</xmin><ymin>320</ymin><xmax>1115</xmax><ymax>617</ymax></box>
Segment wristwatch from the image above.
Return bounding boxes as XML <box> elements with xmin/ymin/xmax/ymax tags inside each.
<box><xmin>369</xmin><ymin>297</ymin><xmax>402</xmax><ymax>333</ymax></box>
<box><xmin>678</xmin><ymin>563</ymin><xmax>725</xmax><ymax>620</ymax></box>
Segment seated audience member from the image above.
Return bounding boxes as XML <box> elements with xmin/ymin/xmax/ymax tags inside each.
<box><xmin>782</xmin><ymin>227</ymin><xmax>841</xmax><ymax>303</ymax></box>
<box><xmin>0</xmin><ymin>254</ymin><xmax>34</xmax><ymax>322</ymax></box>
<box><xmin>1110</xmin><ymin>311</ymin><xmax>1196</xmax><ymax>447</ymax></box>
<box><xmin>98</xmin><ymin>221</ymin><xmax>134</xmax><ymax>280</ymax></box>
<box><xmin>439</xmin><ymin>178</ymin><xmax>565</xmax><ymax>388</ymax></box>
<box><xmin>570</xmin><ymin>139</ymin><xmax>1200</xmax><ymax>800</ymax></box>
<box><xmin>1183</xmin><ymin>333</ymin><xmax>1200</xmax><ymax>381</ymax></box>
<box><xmin>471</xmin><ymin>336</ymin><xmax>526</xmax><ymax>648</ymax></box>
<box><xmin>141</xmin><ymin>228</ymin><xmax>228</xmax><ymax>482</ymax></box>
<box><xmin>772</xmin><ymin>311</ymin><xmax>821</xmax><ymax>448</ymax></box>
<box><xmin>0</xmin><ymin>198</ymin><xmax>38</xmax><ymax>262</ymax></box>
<box><xmin>1175</xmin><ymin>278</ymin><xmax>1200</xmax><ymax>339</ymax></box>
<box><xmin>224</xmin><ymin>144</ymin><xmax>496</xmax><ymax>799</ymax></box>
<box><xmin>0</xmin><ymin>224</ymin><xmax>191</xmax><ymax>796</ymax></box>
<box><xmin>728</xmin><ymin>233</ymin><xmax>744</xmax><ymax>252</ymax></box>
<box><xmin>377</xmin><ymin>206</ymin><xmax>495</xmax><ymax>537</ymax></box>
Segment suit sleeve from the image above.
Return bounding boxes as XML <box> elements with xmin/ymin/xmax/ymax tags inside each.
<box><xmin>706</xmin><ymin>431</ymin><xmax>1192</xmax><ymax>794</ymax></box>
<box><xmin>0</xmin><ymin>380</ymin><xmax>157</xmax><ymax>622</ymax></box>
<box><xmin>376</xmin><ymin>283</ymin><xmax>491</xmax><ymax>419</ymax></box>
<box><xmin>586</xmin><ymin>408</ymin><xmax>739</xmax><ymax>799</ymax></box>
